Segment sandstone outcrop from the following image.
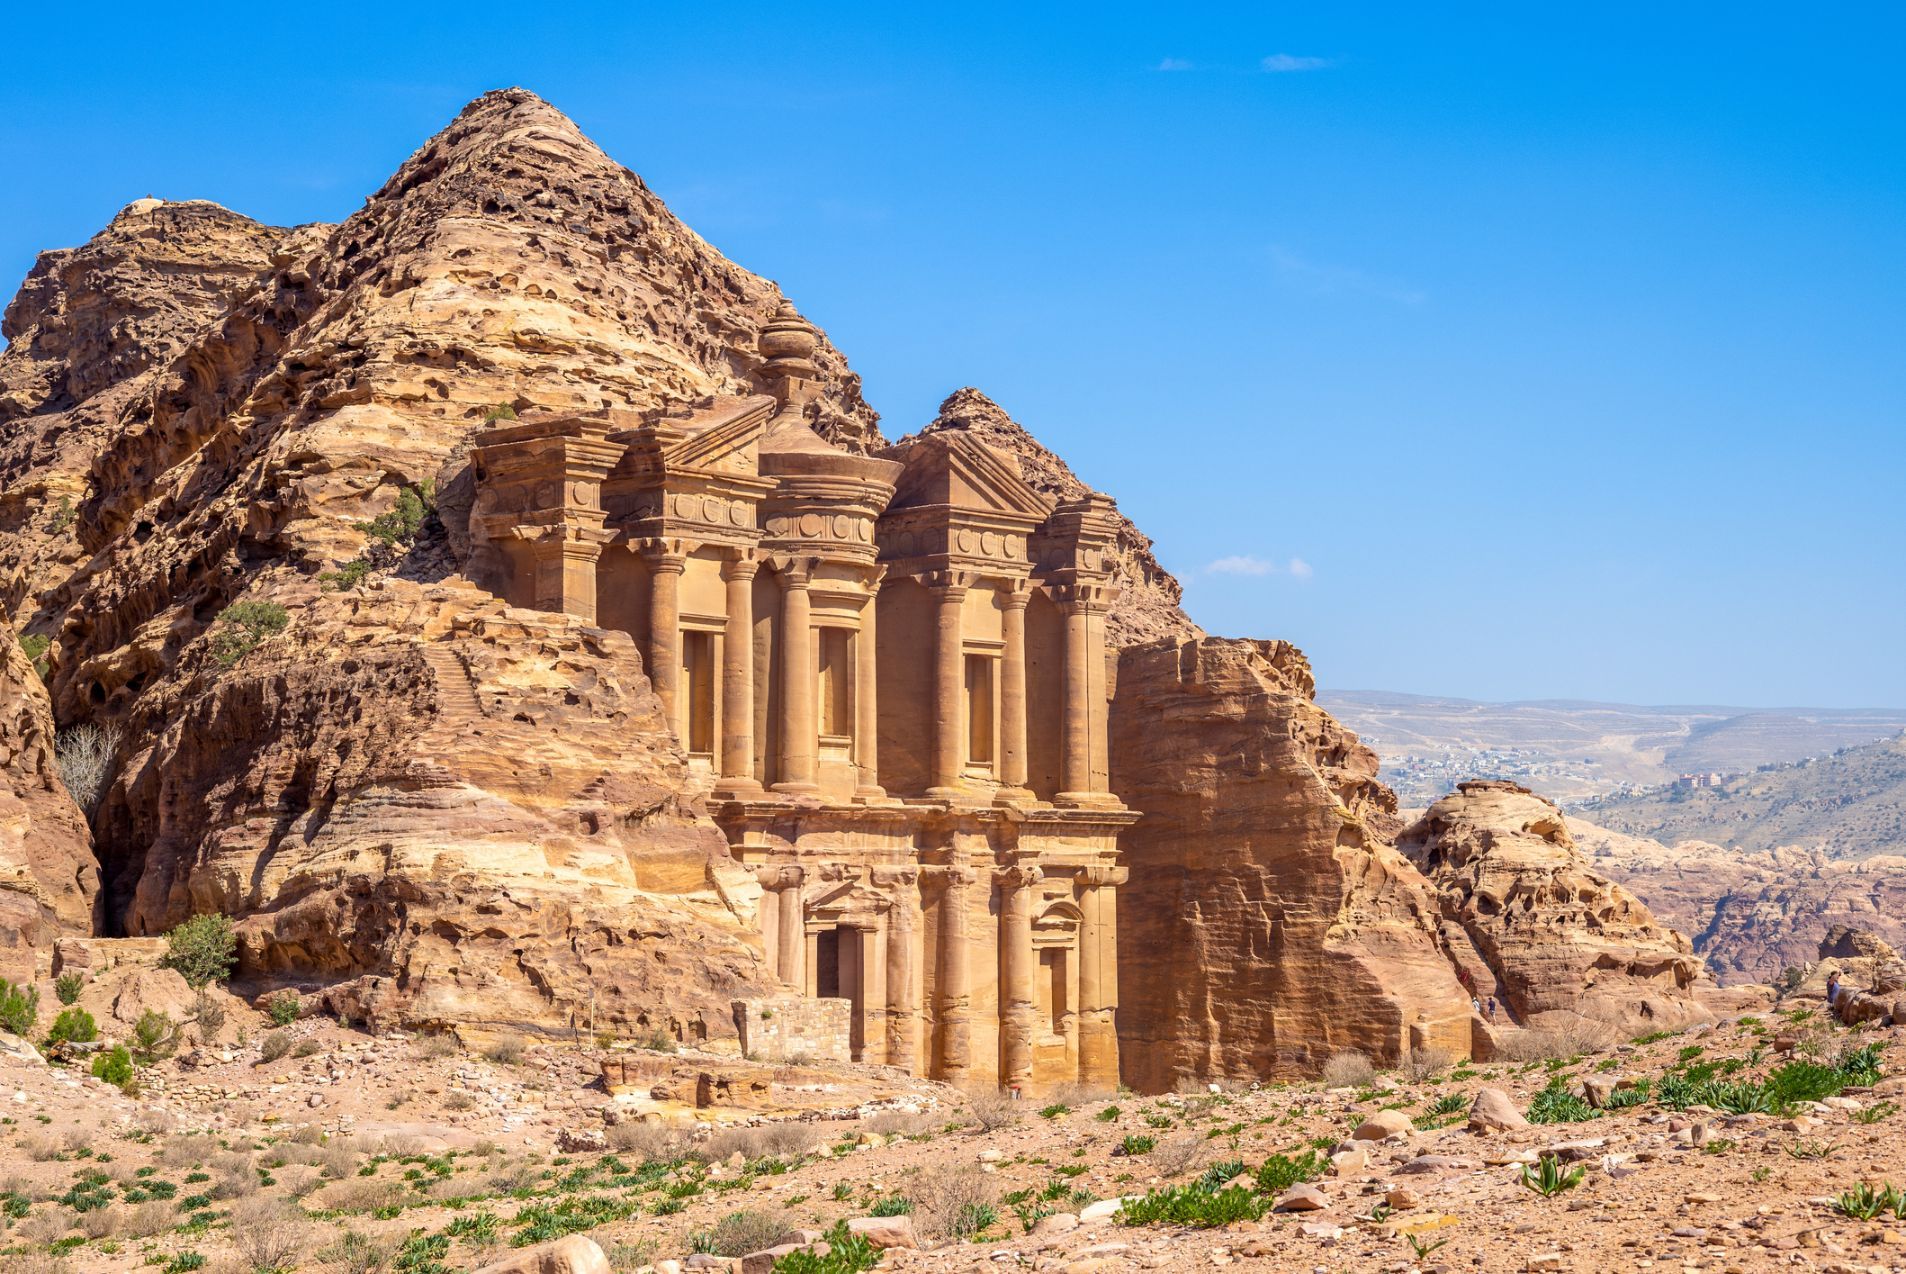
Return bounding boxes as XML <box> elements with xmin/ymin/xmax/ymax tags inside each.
<box><xmin>1398</xmin><ymin>781</ymin><xmax>1710</xmax><ymax>1033</ymax></box>
<box><xmin>0</xmin><ymin>621</ymin><xmax>99</xmax><ymax>982</ymax></box>
<box><xmin>1573</xmin><ymin>817</ymin><xmax>1906</xmax><ymax>985</ymax></box>
<box><xmin>1110</xmin><ymin>636</ymin><xmax>1475</xmax><ymax>1090</ymax></box>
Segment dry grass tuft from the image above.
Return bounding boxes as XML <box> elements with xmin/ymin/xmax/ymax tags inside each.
<box><xmin>964</xmin><ymin>1087</ymin><xmax>1023</xmax><ymax>1132</ymax></box>
<box><xmin>229</xmin><ymin>1196</ymin><xmax>310</xmax><ymax>1273</ymax></box>
<box><xmin>707</xmin><ymin>1209</ymin><xmax>798</xmax><ymax>1257</ymax></box>
<box><xmin>606</xmin><ymin>1121</ymin><xmax>692</xmax><ymax>1161</ymax></box>
<box><xmin>1147</xmin><ymin>1131</ymin><xmax>1213</xmax><ymax>1179</ymax></box>
<box><xmin>912</xmin><ymin>1163</ymin><xmax>997</xmax><ymax>1241</ymax></box>
<box><xmin>1320</xmin><ymin>1051</ymin><xmax>1378</xmax><ymax>1087</ymax></box>
<box><xmin>1493</xmin><ymin>1020</ymin><xmax>1617</xmax><ymax>1063</ymax></box>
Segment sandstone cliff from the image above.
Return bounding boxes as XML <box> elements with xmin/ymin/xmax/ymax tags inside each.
<box><xmin>1573</xmin><ymin>817</ymin><xmax>1906</xmax><ymax>985</ymax></box>
<box><xmin>1398</xmin><ymin>781</ymin><xmax>1711</xmax><ymax>1033</ymax></box>
<box><xmin>1110</xmin><ymin>637</ymin><xmax>1475</xmax><ymax>1089</ymax></box>
<box><xmin>0</xmin><ymin>622</ymin><xmax>100</xmax><ymax>983</ymax></box>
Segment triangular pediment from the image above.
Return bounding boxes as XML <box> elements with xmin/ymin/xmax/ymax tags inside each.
<box><xmin>663</xmin><ymin>395</ymin><xmax>776</xmax><ymax>475</ymax></box>
<box><xmin>886</xmin><ymin>434</ymin><xmax>1053</xmax><ymax>519</ymax></box>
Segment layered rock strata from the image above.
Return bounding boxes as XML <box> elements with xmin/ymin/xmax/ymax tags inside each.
<box><xmin>1109</xmin><ymin>637</ymin><xmax>1476</xmax><ymax>1090</ymax></box>
<box><xmin>0</xmin><ymin>623</ymin><xmax>100</xmax><ymax>982</ymax></box>
<box><xmin>1398</xmin><ymin>781</ymin><xmax>1711</xmax><ymax>1034</ymax></box>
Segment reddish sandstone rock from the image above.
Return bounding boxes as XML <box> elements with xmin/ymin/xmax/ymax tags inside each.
<box><xmin>1110</xmin><ymin>636</ymin><xmax>1475</xmax><ymax>1090</ymax></box>
<box><xmin>1398</xmin><ymin>781</ymin><xmax>1712</xmax><ymax>1035</ymax></box>
<box><xmin>0</xmin><ymin>623</ymin><xmax>99</xmax><ymax>982</ymax></box>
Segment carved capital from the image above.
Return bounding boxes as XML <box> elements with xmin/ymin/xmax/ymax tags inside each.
<box><xmin>920</xmin><ymin>567</ymin><xmax>976</xmax><ymax>598</ymax></box>
<box><xmin>756</xmin><ymin>865</ymin><xmax>804</xmax><ymax>891</ymax></box>
<box><xmin>771</xmin><ymin>554</ymin><xmax>819</xmax><ymax>588</ymax></box>
<box><xmin>1048</xmin><ymin>581</ymin><xmax>1118</xmax><ymax>614</ymax></box>
<box><xmin>640</xmin><ymin>537</ymin><xmax>691</xmax><ymax>572</ymax></box>
<box><xmin>870</xmin><ymin>866</ymin><xmax>919</xmax><ymax>890</ymax></box>
<box><xmin>720</xmin><ymin>549</ymin><xmax>762</xmax><ymax>583</ymax></box>
<box><xmin>994</xmin><ymin>864</ymin><xmax>1044</xmax><ymax>892</ymax></box>
<box><xmin>1080</xmin><ymin>865</ymin><xmax>1128</xmax><ymax>888</ymax></box>
<box><xmin>995</xmin><ymin>578</ymin><xmax>1034</xmax><ymax>611</ymax></box>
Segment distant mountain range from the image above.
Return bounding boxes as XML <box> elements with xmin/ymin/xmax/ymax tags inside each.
<box><xmin>1319</xmin><ymin>689</ymin><xmax>1906</xmax><ymax>807</ymax></box>
<box><xmin>1578</xmin><ymin>732</ymin><xmax>1906</xmax><ymax>860</ymax></box>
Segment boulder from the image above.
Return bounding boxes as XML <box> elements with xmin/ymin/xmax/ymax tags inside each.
<box><xmin>472</xmin><ymin>1235</ymin><xmax>610</xmax><ymax>1274</ymax></box>
<box><xmin>1274</xmin><ymin>1182</ymin><xmax>1329</xmax><ymax>1212</ymax></box>
<box><xmin>845</xmin><ymin>1215</ymin><xmax>918</xmax><ymax>1250</ymax></box>
<box><xmin>1352</xmin><ymin>1109</ymin><xmax>1413</xmax><ymax>1141</ymax></box>
<box><xmin>1468</xmin><ymin>1087</ymin><xmax>1529</xmax><ymax>1132</ymax></box>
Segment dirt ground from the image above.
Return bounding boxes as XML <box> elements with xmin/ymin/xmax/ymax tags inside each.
<box><xmin>3</xmin><ymin>993</ymin><xmax>1905</xmax><ymax>1274</ymax></box>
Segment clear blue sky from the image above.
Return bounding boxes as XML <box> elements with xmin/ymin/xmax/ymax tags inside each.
<box><xmin>4</xmin><ymin>4</ymin><xmax>1902</xmax><ymax>707</ymax></box>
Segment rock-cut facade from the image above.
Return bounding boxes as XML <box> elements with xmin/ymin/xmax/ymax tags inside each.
<box><xmin>468</xmin><ymin>304</ymin><xmax>1134</xmax><ymax>1093</ymax></box>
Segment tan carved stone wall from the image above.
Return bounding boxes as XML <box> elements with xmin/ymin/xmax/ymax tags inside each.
<box><xmin>733</xmin><ymin>995</ymin><xmax>852</xmax><ymax>1063</ymax></box>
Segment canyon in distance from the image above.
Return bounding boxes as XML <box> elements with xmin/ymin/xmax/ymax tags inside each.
<box><xmin>0</xmin><ymin>87</ymin><xmax>1902</xmax><ymax>1274</ymax></box>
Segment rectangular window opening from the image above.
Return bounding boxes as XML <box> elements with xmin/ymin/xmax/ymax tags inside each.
<box><xmin>819</xmin><ymin>628</ymin><xmax>853</xmax><ymax>738</ymax></box>
<box><xmin>965</xmin><ymin>653</ymin><xmax>995</xmax><ymax>766</ymax></box>
<box><xmin>684</xmin><ymin>630</ymin><xmax>716</xmax><ymax>755</ymax></box>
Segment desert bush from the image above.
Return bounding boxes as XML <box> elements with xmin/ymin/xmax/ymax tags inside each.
<box><xmin>19</xmin><ymin>1206</ymin><xmax>72</xmax><ymax>1243</ymax></box>
<box><xmin>965</xmin><ymin>1087</ymin><xmax>1023</xmax><ymax>1132</ymax></box>
<box><xmin>316</xmin><ymin>1174</ymin><xmax>407</xmax><ymax>1214</ymax></box>
<box><xmin>483</xmin><ymin>1034</ymin><xmax>526</xmax><ymax>1065</ymax></box>
<box><xmin>1146</xmin><ymin>1131</ymin><xmax>1212</xmax><ymax>1179</ymax></box>
<box><xmin>1319</xmin><ymin>1051</ymin><xmax>1376</xmax><ymax>1087</ymax></box>
<box><xmin>131</xmin><ymin>1009</ymin><xmax>178</xmax><ymax>1064</ymax></box>
<box><xmin>228</xmin><ymin>1195</ymin><xmax>308</xmax><ymax>1272</ymax></box>
<box><xmin>161</xmin><ymin>914</ymin><xmax>237</xmax><ymax>988</ymax></box>
<box><xmin>190</xmin><ymin>987</ymin><xmax>227</xmax><ymax>1038</ymax></box>
<box><xmin>54</xmin><ymin>723</ymin><xmax>120</xmax><ymax>814</ymax></box>
<box><xmin>90</xmin><ymin>1045</ymin><xmax>135</xmax><ymax>1091</ymax></box>
<box><xmin>704</xmin><ymin>1121</ymin><xmax>818</xmax><ymax>1163</ymax></box>
<box><xmin>265</xmin><ymin>992</ymin><xmax>300</xmax><ymax>1026</ymax></box>
<box><xmin>316</xmin><ymin>1230</ymin><xmax>394</xmax><ymax>1274</ymax></box>
<box><xmin>158</xmin><ymin>1133</ymin><xmax>220</xmax><ymax>1168</ymax></box>
<box><xmin>706</xmin><ymin>1209</ymin><xmax>797</xmax><ymax>1257</ymax></box>
<box><xmin>1117</xmin><ymin>1183</ymin><xmax>1267</xmax><ymax>1227</ymax></box>
<box><xmin>913</xmin><ymin>1163</ymin><xmax>997</xmax><ymax>1241</ymax></box>
<box><xmin>1527</xmin><ymin>1078</ymin><xmax>1597</xmax><ymax>1124</ymax></box>
<box><xmin>207</xmin><ymin>599</ymin><xmax>289</xmax><ymax>668</ymax></box>
<box><xmin>606</xmin><ymin>1121</ymin><xmax>691</xmax><ymax>1160</ymax></box>
<box><xmin>1494</xmin><ymin>1020</ymin><xmax>1616</xmax><ymax>1063</ymax></box>
<box><xmin>20</xmin><ymin>632</ymin><xmax>52</xmax><ymax>679</ymax></box>
<box><xmin>0</xmin><ymin>978</ymin><xmax>36</xmax><ymax>1037</ymax></box>
<box><xmin>132</xmin><ymin>1106</ymin><xmax>178</xmax><ymax>1137</ymax></box>
<box><xmin>605</xmin><ymin>1239</ymin><xmax>657</xmax><ymax>1272</ymax></box>
<box><xmin>209</xmin><ymin>1151</ymin><xmax>260</xmax><ymax>1200</ymax></box>
<box><xmin>120</xmin><ymin>1198</ymin><xmax>175</xmax><ymax>1239</ymax></box>
<box><xmin>256</xmin><ymin>1030</ymin><xmax>292</xmax><ymax>1064</ymax></box>
<box><xmin>1402</xmin><ymin>1047</ymin><xmax>1457</xmax><ymax>1082</ymax></box>
<box><xmin>52</xmin><ymin>973</ymin><xmax>84</xmax><ymax>1006</ymax></box>
<box><xmin>361</xmin><ymin>484</ymin><xmax>431</xmax><ymax>546</ymax></box>
<box><xmin>1255</xmin><ymin>1151</ymin><xmax>1326</xmax><ymax>1193</ymax></box>
<box><xmin>45</xmin><ymin>1006</ymin><xmax>97</xmax><ymax>1047</ymax></box>
<box><xmin>414</xmin><ymin>1032</ymin><xmax>460</xmax><ymax>1059</ymax></box>
<box><xmin>864</xmin><ymin>1109</ymin><xmax>936</xmax><ymax>1139</ymax></box>
<box><xmin>319</xmin><ymin>559</ymin><xmax>373</xmax><ymax>591</ymax></box>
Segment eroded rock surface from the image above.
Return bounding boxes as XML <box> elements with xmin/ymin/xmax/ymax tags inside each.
<box><xmin>1110</xmin><ymin>636</ymin><xmax>1475</xmax><ymax>1089</ymax></box>
<box><xmin>1398</xmin><ymin>781</ymin><xmax>1711</xmax><ymax>1033</ymax></box>
<box><xmin>0</xmin><ymin>623</ymin><xmax>99</xmax><ymax>982</ymax></box>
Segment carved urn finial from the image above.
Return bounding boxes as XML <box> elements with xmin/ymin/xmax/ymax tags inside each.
<box><xmin>759</xmin><ymin>300</ymin><xmax>820</xmax><ymax>407</ymax></box>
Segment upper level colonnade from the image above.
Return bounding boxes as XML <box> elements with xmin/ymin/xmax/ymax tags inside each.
<box><xmin>466</xmin><ymin>304</ymin><xmax>1125</xmax><ymax>814</ymax></box>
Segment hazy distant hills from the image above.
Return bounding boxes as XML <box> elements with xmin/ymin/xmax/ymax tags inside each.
<box><xmin>1320</xmin><ymin>690</ymin><xmax>1906</xmax><ymax>806</ymax></box>
<box><xmin>1578</xmin><ymin>732</ymin><xmax>1906</xmax><ymax>859</ymax></box>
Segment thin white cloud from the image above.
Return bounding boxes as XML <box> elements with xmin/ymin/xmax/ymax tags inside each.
<box><xmin>1206</xmin><ymin>555</ymin><xmax>1314</xmax><ymax>580</ymax></box>
<box><xmin>1262</xmin><ymin>53</ymin><xmax>1336</xmax><ymax>73</ymax></box>
<box><xmin>1155</xmin><ymin>57</ymin><xmax>1195</xmax><ymax>72</ymax></box>
<box><xmin>1268</xmin><ymin>245</ymin><xmax>1426</xmax><ymax>307</ymax></box>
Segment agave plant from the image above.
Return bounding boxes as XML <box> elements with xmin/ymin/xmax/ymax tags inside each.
<box><xmin>1517</xmin><ymin>1154</ymin><xmax>1585</xmax><ymax>1198</ymax></box>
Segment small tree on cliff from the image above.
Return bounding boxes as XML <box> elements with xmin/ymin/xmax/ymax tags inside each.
<box><xmin>161</xmin><ymin>913</ymin><xmax>237</xmax><ymax>988</ymax></box>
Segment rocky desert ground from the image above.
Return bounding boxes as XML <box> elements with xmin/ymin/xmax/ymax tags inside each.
<box><xmin>5</xmin><ymin>948</ymin><xmax>1906</xmax><ymax>1274</ymax></box>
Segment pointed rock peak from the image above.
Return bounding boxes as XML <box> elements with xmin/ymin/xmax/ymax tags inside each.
<box><xmin>910</xmin><ymin>386</ymin><xmax>1089</xmax><ymax>504</ymax></box>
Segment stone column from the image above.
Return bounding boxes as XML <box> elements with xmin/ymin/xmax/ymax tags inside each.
<box><xmin>645</xmin><ymin>545</ymin><xmax>688</xmax><ymax>735</ymax></box>
<box><xmin>773</xmin><ymin>561</ymin><xmax>819</xmax><ymax>794</ymax></box>
<box><xmin>1076</xmin><ymin>866</ymin><xmax>1120</xmax><ymax>1085</ymax></box>
<box><xmin>997</xmin><ymin>865</ymin><xmax>1041</xmax><ymax>1091</ymax></box>
<box><xmin>997</xmin><ymin>580</ymin><xmax>1032</xmax><ymax>800</ymax></box>
<box><xmin>715</xmin><ymin>555</ymin><xmax>762</xmax><ymax>798</ymax></box>
<box><xmin>927</xmin><ymin>572</ymin><xmax>970</xmax><ymax>800</ymax></box>
<box><xmin>936</xmin><ymin>866</ymin><xmax>974</xmax><ymax>1084</ymax></box>
<box><xmin>859</xmin><ymin>921</ymin><xmax>889</xmax><ymax>1066</ymax></box>
<box><xmin>532</xmin><ymin>532</ymin><xmax>604</xmax><ymax>624</ymax></box>
<box><xmin>880</xmin><ymin>870</ymin><xmax>919</xmax><ymax>1074</ymax></box>
<box><xmin>853</xmin><ymin>574</ymin><xmax>885</xmax><ymax>801</ymax></box>
<box><xmin>1055</xmin><ymin>586</ymin><xmax>1113</xmax><ymax>807</ymax></box>
<box><xmin>776</xmin><ymin>866</ymin><xmax>805</xmax><ymax>991</ymax></box>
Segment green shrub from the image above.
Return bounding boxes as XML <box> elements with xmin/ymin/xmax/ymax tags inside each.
<box><xmin>1118</xmin><ymin>1134</ymin><xmax>1156</xmax><ymax>1156</ymax></box>
<box><xmin>319</xmin><ymin>560</ymin><xmax>373</xmax><ymax>590</ymax></box>
<box><xmin>1254</xmin><ymin>1151</ymin><xmax>1325</xmax><ymax>1194</ymax></box>
<box><xmin>46</xmin><ymin>1006</ymin><xmax>98</xmax><ymax>1047</ymax></box>
<box><xmin>258</xmin><ymin>1030</ymin><xmax>293</xmax><ymax>1064</ymax></box>
<box><xmin>0</xmin><ymin>979</ymin><xmax>37</xmax><ymax>1037</ymax></box>
<box><xmin>53</xmin><ymin>972</ymin><xmax>85</xmax><ymax>1006</ymax></box>
<box><xmin>1766</xmin><ymin>1061</ymin><xmax>1849</xmax><ymax>1110</ymax></box>
<box><xmin>868</xmin><ymin>1196</ymin><xmax>912</xmax><ymax>1217</ymax></box>
<box><xmin>361</xmin><ymin>484</ymin><xmax>433</xmax><ymax>546</ymax></box>
<box><xmin>20</xmin><ymin>633</ymin><xmax>52</xmax><ymax>680</ymax></box>
<box><xmin>1038</xmin><ymin>1103</ymin><xmax>1070</xmax><ymax>1119</ymax></box>
<box><xmin>161</xmin><ymin>913</ymin><xmax>237</xmax><ymax>987</ymax></box>
<box><xmin>267</xmin><ymin>992</ymin><xmax>301</xmax><ymax>1026</ymax></box>
<box><xmin>91</xmin><ymin>1046</ymin><xmax>135</xmax><ymax>1090</ymax></box>
<box><xmin>772</xmin><ymin>1221</ymin><xmax>879</xmax><ymax>1273</ymax></box>
<box><xmin>481</xmin><ymin>404</ymin><xmax>517</xmax><ymax>424</ymax></box>
<box><xmin>1517</xmin><ymin>1154</ymin><xmax>1585</xmax><ymax>1198</ymax></box>
<box><xmin>1095</xmin><ymin>1104</ymin><xmax>1121</xmax><ymax>1122</ymax></box>
<box><xmin>207</xmin><ymin>600</ymin><xmax>289</xmax><ymax>667</ymax></box>
<box><xmin>1527</xmin><ymin>1079</ymin><xmax>1596</xmax><ymax>1124</ymax></box>
<box><xmin>132</xmin><ymin>1010</ymin><xmax>179</xmax><ymax>1064</ymax></box>
<box><xmin>1116</xmin><ymin>1184</ymin><xmax>1268</xmax><ymax>1227</ymax></box>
